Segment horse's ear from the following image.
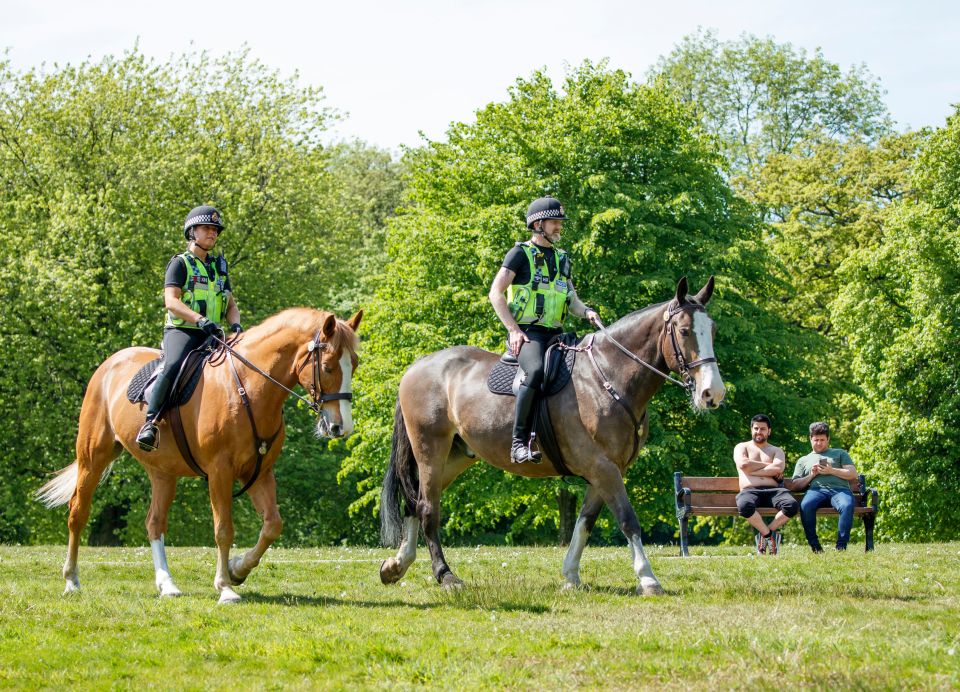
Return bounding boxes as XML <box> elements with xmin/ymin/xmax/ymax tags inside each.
<box><xmin>675</xmin><ymin>276</ymin><xmax>689</xmax><ymax>305</ymax></box>
<box><xmin>694</xmin><ymin>276</ymin><xmax>715</xmax><ymax>305</ymax></box>
<box><xmin>346</xmin><ymin>309</ymin><xmax>363</xmax><ymax>332</ymax></box>
<box><xmin>320</xmin><ymin>313</ymin><xmax>337</xmax><ymax>340</ymax></box>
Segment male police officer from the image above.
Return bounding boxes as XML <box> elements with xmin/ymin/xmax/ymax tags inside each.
<box><xmin>488</xmin><ymin>197</ymin><xmax>598</xmax><ymax>463</ymax></box>
<box><xmin>135</xmin><ymin>205</ymin><xmax>242</xmax><ymax>451</ymax></box>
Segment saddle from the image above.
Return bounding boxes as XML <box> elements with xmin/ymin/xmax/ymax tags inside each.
<box><xmin>126</xmin><ymin>346</ymin><xmax>213</xmax><ymax>411</ymax></box>
<box><xmin>486</xmin><ymin>332</ymin><xmax>580</xmax><ymax>477</ymax></box>
<box><xmin>486</xmin><ymin>332</ymin><xmax>579</xmax><ymax>397</ymax></box>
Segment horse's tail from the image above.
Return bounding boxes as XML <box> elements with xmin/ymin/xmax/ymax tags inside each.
<box><xmin>35</xmin><ymin>460</ymin><xmax>115</xmax><ymax>508</ymax></box>
<box><xmin>35</xmin><ymin>461</ymin><xmax>80</xmax><ymax>508</ymax></box>
<box><xmin>380</xmin><ymin>397</ymin><xmax>418</xmax><ymax>548</ymax></box>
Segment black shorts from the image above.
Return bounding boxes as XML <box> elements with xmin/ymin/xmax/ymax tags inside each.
<box><xmin>736</xmin><ymin>488</ymin><xmax>799</xmax><ymax>518</ymax></box>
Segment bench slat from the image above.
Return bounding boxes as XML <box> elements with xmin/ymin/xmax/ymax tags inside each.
<box><xmin>686</xmin><ymin>506</ymin><xmax>875</xmax><ymax>516</ymax></box>
<box><xmin>679</xmin><ymin>476</ymin><xmax>861</xmax><ymax>493</ymax></box>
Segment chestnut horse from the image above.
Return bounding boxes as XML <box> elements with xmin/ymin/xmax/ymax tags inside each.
<box><xmin>37</xmin><ymin>308</ymin><xmax>361</xmax><ymax>603</ymax></box>
<box><xmin>380</xmin><ymin>277</ymin><xmax>723</xmax><ymax>595</ymax></box>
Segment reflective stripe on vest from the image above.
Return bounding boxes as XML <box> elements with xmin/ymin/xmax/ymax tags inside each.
<box><xmin>506</xmin><ymin>242</ymin><xmax>570</xmax><ymax>329</ymax></box>
<box><xmin>166</xmin><ymin>252</ymin><xmax>229</xmax><ymax>329</ymax></box>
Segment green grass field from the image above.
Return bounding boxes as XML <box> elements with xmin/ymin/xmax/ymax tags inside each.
<box><xmin>1</xmin><ymin>542</ymin><xmax>957</xmax><ymax>689</ymax></box>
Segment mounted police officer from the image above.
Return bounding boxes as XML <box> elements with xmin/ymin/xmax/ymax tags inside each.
<box><xmin>136</xmin><ymin>205</ymin><xmax>243</xmax><ymax>451</ymax></box>
<box><xmin>489</xmin><ymin>196</ymin><xmax>599</xmax><ymax>463</ymax></box>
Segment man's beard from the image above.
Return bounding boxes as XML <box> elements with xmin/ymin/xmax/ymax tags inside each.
<box><xmin>753</xmin><ymin>434</ymin><xmax>767</xmax><ymax>444</ymax></box>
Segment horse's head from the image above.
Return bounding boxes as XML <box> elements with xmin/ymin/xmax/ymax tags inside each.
<box><xmin>661</xmin><ymin>276</ymin><xmax>726</xmax><ymax>410</ymax></box>
<box><xmin>296</xmin><ymin>309</ymin><xmax>363</xmax><ymax>439</ymax></box>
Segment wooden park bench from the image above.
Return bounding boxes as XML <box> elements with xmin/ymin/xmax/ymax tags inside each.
<box><xmin>673</xmin><ymin>472</ymin><xmax>879</xmax><ymax>556</ymax></box>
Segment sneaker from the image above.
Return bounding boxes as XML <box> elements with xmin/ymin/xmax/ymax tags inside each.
<box><xmin>835</xmin><ymin>543</ymin><xmax>847</xmax><ymax>551</ymax></box>
<box><xmin>755</xmin><ymin>531</ymin><xmax>770</xmax><ymax>555</ymax></box>
<box><xmin>767</xmin><ymin>531</ymin><xmax>781</xmax><ymax>556</ymax></box>
<box><xmin>509</xmin><ymin>437</ymin><xmax>542</xmax><ymax>464</ymax></box>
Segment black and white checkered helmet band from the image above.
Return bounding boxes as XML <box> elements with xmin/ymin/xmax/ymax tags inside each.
<box><xmin>526</xmin><ymin>208</ymin><xmax>566</xmax><ymax>225</ymax></box>
<box><xmin>183</xmin><ymin>213</ymin><xmax>223</xmax><ymax>231</ymax></box>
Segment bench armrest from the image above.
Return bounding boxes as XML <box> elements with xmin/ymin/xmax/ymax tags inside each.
<box><xmin>674</xmin><ymin>471</ymin><xmax>692</xmax><ymax>519</ymax></box>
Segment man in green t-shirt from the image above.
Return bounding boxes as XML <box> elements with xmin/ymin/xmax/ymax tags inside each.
<box><xmin>791</xmin><ymin>421</ymin><xmax>859</xmax><ymax>552</ymax></box>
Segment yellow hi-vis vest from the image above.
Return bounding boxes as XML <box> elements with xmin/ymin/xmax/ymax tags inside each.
<box><xmin>166</xmin><ymin>252</ymin><xmax>230</xmax><ymax>328</ymax></box>
<box><xmin>506</xmin><ymin>242</ymin><xmax>571</xmax><ymax>329</ymax></box>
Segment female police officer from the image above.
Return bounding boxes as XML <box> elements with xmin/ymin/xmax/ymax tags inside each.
<box><xmin>488</xmin><ymin>196</ymin><xmax>598</xmax><ymax>463</ymax></box>
<box><xmin>136</xmin><ymin>205</ymin><xmax>242</xmax><ymax>451</ymax></box>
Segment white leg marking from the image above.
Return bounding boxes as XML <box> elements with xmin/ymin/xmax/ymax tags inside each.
<box><xmin>629</xmin><ymin>535</ymin><xmax>663</xmax><ymax>595</ymax></box>
<box><xmin>338</xmin><ymin>351</ymin><xmax>354</xmax><ymax>435</ymax></box>
<box><xmin>218</xmin><ymin>586</ymin><xmax>242</xmax><ymax>604</ymax></box>
<box><xmin>396</xmin><ymin>516</ymin><xmax>419</xmax><ymax>569</ymax></box>
<box><xmin>562</xmin><ymin>518</ymin><xmax>590</xmax><ymax>588</ymax></box>
<box><xmin>151</xmin><ymin>535</ymin><xmax>182</xmax><ymax>597</ymax></box>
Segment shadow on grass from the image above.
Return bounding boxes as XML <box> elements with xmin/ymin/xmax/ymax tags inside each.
<box><xmin>240</xmin><ymin>591</ymin><xmax>552</xmax><ymax>613</ymax></box>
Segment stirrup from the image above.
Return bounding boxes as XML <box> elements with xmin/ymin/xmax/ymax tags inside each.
<box><xmin>526</xmin><ymin>431</ymin><xmax>542</xmax><ymax>463</ymax></box>
<box><xmin>137</xmin><ymin>421</ymin><xmax>159</xmax><ymax>452</ymax></box>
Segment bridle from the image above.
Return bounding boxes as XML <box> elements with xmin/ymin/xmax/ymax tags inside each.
<box><xmin>294</xmin><ymin>326</ymin><xmax>355</xmax><ymax>411</ymax></box>
<box><xmin>586</xmin><ymin>301</ymin><xmax>717</xmax><ymax>392</ymax></box>
<box><xmin>211</xmin><ymin>327</ymin><xmax>353</xmax><ymax>415</ymax></box>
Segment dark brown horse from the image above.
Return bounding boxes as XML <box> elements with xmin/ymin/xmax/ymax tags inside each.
<box><xmin>380</xmin><ymin>277</ymin><xmax>723</xmax><ymax>595</ymax></box>
<box><xmin>37</xmin><ymin>308</ymin><xmax>362</xmax><ymax>603</ymax></box>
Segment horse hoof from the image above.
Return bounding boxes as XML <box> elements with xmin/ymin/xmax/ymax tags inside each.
<box><xmin>158</xmin><ymin>580</ymin><xmax>182</xmax><ymax>597</ymax></box>
<box><xmin>63</xmin><ymin>580</ymin><xmax>80</xmax><ymax>595</ymax></box>
<box><xmin>561</xmin><ymin>579</ymin><xmax>583</xmax><ymax>591</ymax></box>
<box><xmin>440</xmin><ymin>573</ymin><xmax>464</xmax><ymax>590</ymax></box>
<box><xmin>218</xmin><ymin>587</ymin><xmax>242</xmax><ymax>604</ymax></box>
<box><xmin>379</xmin><ymin>559</ymin><xmax>402</xmax><ymax>585</ymax></box>
<box><xmin>638</xmin><ymin>579</ymin><xmax>665</xmax><ymax>596</ymax></box>
<box><xmin>227</xmin><ymin>557</ymin><xmax>248</xmax><ymax>586</ymax></box>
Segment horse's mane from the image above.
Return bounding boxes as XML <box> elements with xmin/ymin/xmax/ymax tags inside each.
<box><xmin>246</xmin><ymin>308</ymin><xmax>360</xmax><ymax>354</ymax></box>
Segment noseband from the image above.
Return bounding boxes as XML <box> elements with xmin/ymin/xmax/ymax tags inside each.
<box><xmin>296</xmin><ymin>327</ymin><xmax>354</xmax><ymax>411</ymax></box>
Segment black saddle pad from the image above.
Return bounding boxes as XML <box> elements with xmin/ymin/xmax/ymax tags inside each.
<box><xmin>126</xmin><ymin>348</ymin><xmax>211</xmax><ymax>409</ymax></box>
<box><xmin>487</xmin><ymin>332</ymin><xmax>578</xmax><ymax>396</ymax></box>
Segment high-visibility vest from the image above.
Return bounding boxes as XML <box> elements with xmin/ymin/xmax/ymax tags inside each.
<box><xmin>506</xmin><ymin>242</ymin><xmax>571</xmax><ymax>329</ymax></box>
<box><xmin>166</xmin><ymin>252</ymin><xmax>230</xmax><ymax>328</ymax></box>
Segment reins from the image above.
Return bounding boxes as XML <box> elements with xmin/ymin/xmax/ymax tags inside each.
<box><xmin>174</xmin><ymin>328</ymin><xmax>353</xmax><ymax>497</ymax></box>
<box><xmin>555</xmin><ymin>303</ymin><xmax>717</xmax><ymax>462</ymax></box>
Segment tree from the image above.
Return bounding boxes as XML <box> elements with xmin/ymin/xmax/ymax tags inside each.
<box><xmin>0</xmin><ymin>49</ymin><xmax>394</xmax><ymax>545</ymax></box>
<box><xmin>341</xmin><ymin>61</ymin><xmax>841</xmax><ymax>545</ymax></box>
<box><xmin>650</xmin><ymin>29</ymin><xmax>891</xmax><ymax>176</ymax></box>
<box><xmin>833</xmin><ymin>108</ymin><xmax>960</xmax><ymax>539</ymax></box>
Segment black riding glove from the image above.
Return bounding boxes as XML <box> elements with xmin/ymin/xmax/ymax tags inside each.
<box><xmin>230</xmin><ymin>323</ymin><xmax>243</xmax><ymax>334</ymax></box>
<box><xmin>197</xmin><ymin>317</ymin><xmax>221</xmax><ymax>337</ymax></box>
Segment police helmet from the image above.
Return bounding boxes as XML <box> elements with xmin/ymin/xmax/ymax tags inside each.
<box><xmin>526</xmin><ymin>196</ymin><xmax>568</xmax><ymax>230</ymax></box>
<box><xmin>183</xmin><ymin>205</ymin><xmax>224</xmax><ymax>240</ymax></box>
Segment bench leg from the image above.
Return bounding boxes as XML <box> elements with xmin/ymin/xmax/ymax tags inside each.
<box><xmin>863</xmin><ymin>513</ymin><xmax>875</xmax><ymax>552</ymax></box>
<box><xmin>679</xmin><ymin>515</ymin><xmax>690</xmax><ymax>557</ymax></box>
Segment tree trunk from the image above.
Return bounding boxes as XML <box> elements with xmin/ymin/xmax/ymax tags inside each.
<box><xmin>558</xmin><ymin>486</ymin><xmax>577</xmax><ymax>545</ymax></box>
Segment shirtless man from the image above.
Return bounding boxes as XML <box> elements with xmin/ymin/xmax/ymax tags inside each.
<box><xmin>733</xmin><ymin>414</ymin><xmax>799</xmax><ymax>555</ymax></box>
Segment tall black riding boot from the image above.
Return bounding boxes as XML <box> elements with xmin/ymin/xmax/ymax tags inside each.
<box><xmin>510</xmin><ymin>383</ymin><xmax>542</xmax><ymax>463</ymax></box>
<box><xmin>137</xmin><ymin>371</ymin><xmax>173</xmax><ymax>452</ymax></box>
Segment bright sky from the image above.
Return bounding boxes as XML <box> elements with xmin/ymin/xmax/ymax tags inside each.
<box><xmin>3</xmin><ymin>0</ymin><xmax>957</xmax><ymax>150</ymax></box>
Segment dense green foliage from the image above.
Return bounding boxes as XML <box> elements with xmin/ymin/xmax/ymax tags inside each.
<box><xmin>2</xmin><ymin>544</ymin><xmax>957</xmax><ymax>687</ymax></box>
<box><xmin>834</xmin><ymin>110</ymin><xmax>960</xmax><ymax>539</ymax></box>
<box><xmin>343</xmin><ymin>62</ymin><xmax>841</xmax><ymax>544</ymax></box>
<box><xmin>651</xmin><ymin>29</ymin><xmax>891</xmax><ymax>175</ymax></box>
<box><xmin>0</xmin><ymin>50</ymin><xmax>398</xmax><ymax>545</ymax></box>
<box><xmin>2</xmin><ymin>32</ymin><xmax>959</xmax><ymax>547</ymax></box>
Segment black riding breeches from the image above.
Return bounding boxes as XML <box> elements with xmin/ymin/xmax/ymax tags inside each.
<box><xmin>145</xmin><ymin>327</ymin><xmax>209</xmax><ymax>417</ymax></box>
<box><xmin>512</xmin><ymin>328</ymin><xmax>560</xmax><ymax>439</ymax></box>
